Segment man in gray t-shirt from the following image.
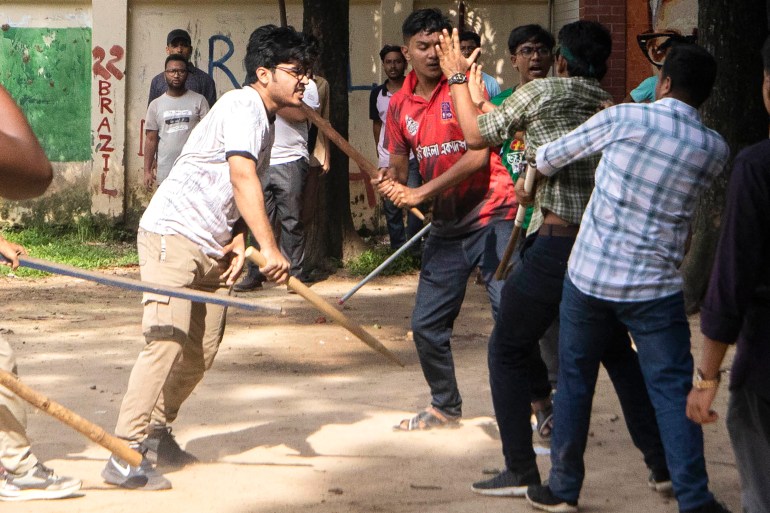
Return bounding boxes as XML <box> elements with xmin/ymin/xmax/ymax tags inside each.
<box><xmin>143</xmin><ymin>54</ymin><xmax>209</xmax><ymax>189</ymax></box>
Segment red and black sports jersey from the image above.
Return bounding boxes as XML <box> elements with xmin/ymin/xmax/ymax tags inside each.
<box><xmin>385</xmin><ymin>71</ymin><xmax>515</xmax><ymax>236</ymax></box>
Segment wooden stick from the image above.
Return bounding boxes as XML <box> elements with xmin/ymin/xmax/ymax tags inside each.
<box><xmin>0</xmin><ymin>369</ymin><xmax>142</xmax><ymax>466</ymax></box>
<box><xmin>300</xmin><ymin>103</ymin><xmax>425</xmax><ymax>222</ymax></box>
<box><xmin>244</xmin><ymin>247</ymin><xmax>404</xmax><ymax>367</ymax></box>
<box><xmin>494</xmin><ymin>164</ymin><xmax>538</xmax><ymax>281</ymax></box>
<box><xmin>8</xmin><ymin>255</ymin><xmax>281</xmax><ymax>314</ymax></box>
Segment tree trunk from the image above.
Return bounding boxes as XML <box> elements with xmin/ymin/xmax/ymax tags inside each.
<box><xmin>682</xmin><ymin>0</ymin><xmax>767</xmax><ymax>313</ymax></box>
<box><xmin>278</xmin><ymin>0</ymin><xmax>287</xmax><ymax>28</ymax></box>
<box><xmin>302</xmin><ymin>0</ymin><xmax>365</xmax><ymax>272</ymax></box>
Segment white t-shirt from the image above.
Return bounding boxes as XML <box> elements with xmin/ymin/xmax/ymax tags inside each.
<box><xmin>145</xmin><ymin>90</ymin><xmax>209</xmax><ymax>184</ymax></box>
<box><xmin>269</xmin><ymin>79</ymin><xmax>320</xmax><ymax>165</ymax></box>
<box><xmin>140</xmin><ymin>86</ymin><xmax>274</xmax><ymax>257</ymax></box>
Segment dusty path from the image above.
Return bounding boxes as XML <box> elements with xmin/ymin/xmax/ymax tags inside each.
<box><xmin>0</xmin><ymin>269</ymin><xmax>740</xmax><ymax>513</ymax></box>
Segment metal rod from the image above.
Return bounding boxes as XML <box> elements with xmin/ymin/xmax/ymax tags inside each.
<box><xmin>7</xmin><ymin>255</ymin><xmax>281</xmax><ymax>314</ymax></box>
<box><xmin>339</xmin><ymin>222</ymin><xmax>432</xmax><ymax>305</ymax></box>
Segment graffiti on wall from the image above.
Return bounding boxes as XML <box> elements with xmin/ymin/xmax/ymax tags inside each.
<box><xmin>0</xmin><ymin>27</ymin><xmax>92</xmax><ymax>161</ymax></box>
<box><xmin>93</xmin><ymin>44</ymin><xmax>124</xmax><ymax>197</ymax></box>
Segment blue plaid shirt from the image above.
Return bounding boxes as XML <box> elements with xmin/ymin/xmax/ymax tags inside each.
<box><xmin>536</xmin><ymin>98</ymin><xmax>729</xmax><ymax>301</ymax></box>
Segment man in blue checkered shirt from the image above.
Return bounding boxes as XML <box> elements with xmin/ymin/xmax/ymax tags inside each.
<box><xmin>526</xmin><ymin>44</ymin><xmax>731</xmax><ymax>513</ymax></box>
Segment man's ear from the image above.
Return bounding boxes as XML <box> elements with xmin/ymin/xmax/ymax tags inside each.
<box><xmin>657</xmin><ymin>75</ymin><xmax>672</xmax><ymax>97</ymax></box>
<box><xmin>255</xmin><ymin>67</ymin><xmax>272</xmax><ymax>86</ymax></box>
<box><xmin>401</xmin><ymin>45</ymin><xmax>410</xmax><ymax>63</ymax></box>
<box><xmin>509</xmin><ymin>54</ymin><xmax>517</xmax><ymax>71</ymax></box>
<box><xmin>555</xmin><ymin>55</ymin><xmax>568</xmax><ymax>77</ymax></box>
<box><xmin>165</xmin><ymin>46</ymin><xmax>172</xmax><ymax>56</ymax></box>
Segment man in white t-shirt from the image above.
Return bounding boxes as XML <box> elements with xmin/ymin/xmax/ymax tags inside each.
<box><xmin>236</xmin><ymin>79</ymin><xmax>320</xmax><ymax>290</ymax></box>
<box><xmin>101</xmin><ymin>24</ymin><xmax>311</xmax><ymax>491</ymax></box>
<box><xmin>368</xmin><ymin>45</ymin><xmax>423</xmax><ymax>251</ymax></box>
<box><xmin>143</xmin><ymin>54</ymin><xmax>209</xmax><ymax>190</ymax></box>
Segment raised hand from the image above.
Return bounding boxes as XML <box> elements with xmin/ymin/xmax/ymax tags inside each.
<box><xmin>468</xmin><ymin>63</ymin><xmax>487</xmax><ymax>106</ymax></box>
<box><xmin>436</xmin><ymin>28</ymin><xmax>479</xmax><ymax>79</ymax></box>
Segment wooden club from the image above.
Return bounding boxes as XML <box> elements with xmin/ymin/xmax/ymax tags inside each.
<box><xmin>244</xmin><ymin>247</ymin><xmax>404</xmax><ymax>367</ymax></box>
<box><xmin>0</xmin><ymin>369</ymin><xmax>142</xmax><ymax>466</ymax></box>
<box><xmin>299</xmin><ymin>102</ymin><xmax>425</xmax><ymax>222</ymax></box>
<box><xmin>495</xmin><ymin>164</ymin><xmax>538</xmax><ymax>281</ymax></box>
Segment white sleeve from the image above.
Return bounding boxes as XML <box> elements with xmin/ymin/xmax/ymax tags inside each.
<box><xmin>223</xmin><ymin>94</ymin><xmax>265</xmax><ymax>161</ymax></box>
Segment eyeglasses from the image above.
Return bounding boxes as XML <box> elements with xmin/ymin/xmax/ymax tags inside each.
<box><xmin>274</xmin><ymin>66</ymin><xmax>309</xmax><ymax>81</ymax></box>
<box><xmin>165</xmin><ymin>69</ymin><xmax>188</xmax><ymax>76</ymax></box>
<box><xmin>515</xmin><ymin>45</ymin><xmax>552</xmax><ymax>58</ymax></box>
<box><xmin>636</xmin><ymin>31</ymin><xmax>696</xmax><ymax>68</ymax></box>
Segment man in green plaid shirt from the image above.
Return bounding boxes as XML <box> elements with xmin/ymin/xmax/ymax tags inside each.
<box><xmin>437</xmin><ymin>20</ymin><xmax>670</xmax><ymax>503</ymax></box>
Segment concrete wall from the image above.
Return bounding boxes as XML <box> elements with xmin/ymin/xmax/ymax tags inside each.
<box><xmin>1</xmin><ymin>0</ymin><xmax>551</xmax><ymax>231</ymax></box>
<box><xmin>0</xmin><ymin>4</ymin><xmax>93</xmax><ymax>225</ymax></box>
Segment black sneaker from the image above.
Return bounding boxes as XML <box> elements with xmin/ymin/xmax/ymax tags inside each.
<box><xmin>144</xmin><ymin>426</ymin><xmax>199</xmax><ymax>468</ymax></box>
<box><xmin>471</xmin><ymin>467</ymin><xmax>541</xmax><ymax>497</ymax></box>
<box><xmin>0</xmin><ymin>463</ymin><xmax>81</xmax><ymax>501</ymax></box>
<box><xmin>234</xmin><ymin>273</ymin><xmax>264</xmax><ymax>292</ymax></box>
<box><xmin>102</xmin><ymin>445</ymin><xmax>171</xmax><ymax>490</ymax></box>
<box><xmin>526</xmin><ymin>484</ymin><xmax>578</xmax><ymax>513</ymax></box>
<box><xmin>683</xmin><ymin>499</ymin><xmax>732</xmax><ymax>513</ymax></box>
<box><xmin>648</xmin><ymin>468</ymin><xmax>672</xmax><ymax>494</ymax></box>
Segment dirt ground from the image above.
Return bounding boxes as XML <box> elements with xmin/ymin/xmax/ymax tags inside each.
<box><xmin>0</xmin><ymin>268</ymin><xmax>741</xmax><ymax>513</ymax></box>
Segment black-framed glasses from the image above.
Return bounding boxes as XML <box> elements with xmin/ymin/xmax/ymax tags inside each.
<box><xmin>165</xmin><ymin>69</ymin><xmax>188</xmax><ymax>76</ymax></box>
<box><xmin>515</xmin><ymin>45</ymin><xmax>552</xmax><ymax>58</ymax></box>
<box><xmin>636</xmin><ymin>31</ymin><xmax>696</xmax><ymax>68</ymax></box>
<box><xmin>274</xmin><ymin>66</ymin><xmax>308</xmax><ymax>81</ymax></box>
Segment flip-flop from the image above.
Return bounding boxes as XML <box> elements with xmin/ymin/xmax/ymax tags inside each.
<box><xmin>395</xmin><ymin>406</ymin><xmax>461</xmax><ymax>431</ymax></box>
<box><xmin>534</xmin><ymin>405</ymin><xmax>553</xmax><ymax>438</ymax></box>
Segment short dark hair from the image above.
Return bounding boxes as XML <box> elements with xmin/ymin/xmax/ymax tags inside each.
<box><xmin>243</xmin><ymin>25</ymin><xmax>311</xmax><ymax>85</ymax></box>
<box><xmin>402</xmin><ymin>8</ymin><xmax>452</xmax><ymax>41</ymax></box>
<box><xmin>508</xmin><ymin>25</ymin><xmax>554</xmax><ymax>54</ymax></box>
<box><xmin>164</xmin><ymin>53</ymin><xmax>188</xmax><ymax>69</ymax></box>
<box><xmin>557</xmin><ymin>20</ymin><xmax>612</xmax><ymax>80</ymax></box>
<box><xmin>459</xmin><ymin>30</ymin><xmax>481</xmax><ymax>47</ymax></box>
<box><xmin>379</xmin><ymin>44</ymin><xmax>404</xmax><ymax>61</ymax></box>
<box><xmin>762</xmin><ymin>36</ymin><xmax>770</xmax><ymax>72</ymax></box>
<box><xmin>660</xmin><ymin>43</ymin><xmax>717</xmax><ymax>108</ymax></box>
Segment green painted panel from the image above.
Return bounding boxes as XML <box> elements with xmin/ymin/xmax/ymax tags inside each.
<box><xmin>0</xmin><ymin>27</ymin><xmax>92</xmax><ymax>162</ymax></box>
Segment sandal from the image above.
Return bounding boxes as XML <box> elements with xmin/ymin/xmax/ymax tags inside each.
<box><xmin>534</xmin><ymin>404</ymin><xmax>553</xmax><ymax>438</ymax></box>
<box><xmin>395</xmin><ymin>406</ymin><xmax>461</xmax><ymax>431</ymax></box>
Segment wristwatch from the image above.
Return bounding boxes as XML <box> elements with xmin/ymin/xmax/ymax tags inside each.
<box><xmin>447</xmin><ymin>72</ymin><xmax>468</xmax><ymax>86</ymax></box>
<box><xmin>693</xmin><ymin>368</ymin><xmax>721</xmax><ymax>390</ymax></box>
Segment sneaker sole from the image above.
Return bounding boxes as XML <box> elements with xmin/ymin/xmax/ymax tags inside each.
<box><xmin>0</xmin><ymin>482</ymin><xmax>81</xmax><ymax>501</ymax></box>
<box><xmin>471</xmin><ymin>484</ymin><xmax>529</xmax><ymax>497</ymax></box>
<box><xmin>101</xmin><ymin>466</ymin><xmax>171</xmax><ymax>491</ymax></box>
<box><xmin>649</xmin><ymin>480</ymin><xmax>673</xmax><ymax>494</ymax></box>
<box><xmin>526</xmin><ymin>496</ymin><xmax>578</xmax><ymax>513</ymax></box>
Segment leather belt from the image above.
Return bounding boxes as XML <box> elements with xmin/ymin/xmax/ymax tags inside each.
<box><xmin>540</xmin><ymin>224</ymin><xmax>580</xmax><ymax>237</ymax></box>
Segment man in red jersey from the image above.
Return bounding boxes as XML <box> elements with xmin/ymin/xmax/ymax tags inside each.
<box><xmin>377</xmin><ymin>8</ymin><xmax>516</xmax><ymax>431</ymax></box>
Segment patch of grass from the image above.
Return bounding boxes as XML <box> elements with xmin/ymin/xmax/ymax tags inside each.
<box><xmin>345</xmin><ymin>245</ymin><xmax>421</xmax><ymax>276</ymax></box>
<box><xmin>1</xmin><ymin>221</ymin><xmax>137</xmax><ymax>278</ymax></box>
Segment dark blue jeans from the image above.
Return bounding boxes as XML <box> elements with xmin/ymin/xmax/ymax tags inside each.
<box><xmin>549</xmin><ymin>277</ymin><xmax>713</xmax><ymax>512</ymax></box>
<box><xmin>411</xmin><ymin>220</ymin><xmax>512</xmax><ymax>418</ymax></box>
<box><xmin>383</xmin><ymin>159</ymin><xmax>423</xmax><ymax>249</ymax></box>
<box><xmin>490</xmin><ymin>233</ymin><xmax>667</xmax><ymax>476</ymax></box>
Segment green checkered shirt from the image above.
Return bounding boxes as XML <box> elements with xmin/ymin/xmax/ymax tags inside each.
<box><xmin>478</xmin><ymin>77</ymin><xmax>612</xmax><ymax>233</ymax></box>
